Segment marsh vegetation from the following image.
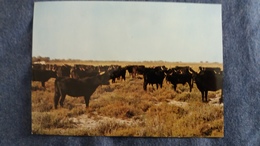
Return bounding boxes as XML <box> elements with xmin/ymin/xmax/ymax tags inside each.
<box><xmin>31</xmin><ymin>61</ymin><xmax>223</xmax><ymax>137</ymax></box>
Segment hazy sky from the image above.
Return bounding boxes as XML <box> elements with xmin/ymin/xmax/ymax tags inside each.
<box><xmin>33</xmin><ymin>1</ymin><xmax>222</xmax><ymax>63</ymax></box>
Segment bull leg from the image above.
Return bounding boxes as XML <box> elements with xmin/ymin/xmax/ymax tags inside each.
<box><xmin>191</xmin><ymin>80</ymin><xmax>194</xmax><ymax>91</ymax></box>
<box><xmin>201</xmin><ymin>91</ymin><xmax>204</xmax><ymax>102</ymax></box>
<box><xmin>173</xmin><ymin>84</ymin><xmax>177</xmax><ymax>91</ymax></box>
<box><xmin>219</xmin><ymin>90</ymin><xmax>223</xmax><ymax>103</ymax></box>
<box><xmin>205</xmin><ymin>91</ymin><xmax>208</xmax><ymax>102</ymax></box>
<box><xmin>54</xmin><ymin>91</ymin><xmax>60</xmax><ymax>109</ymax></box>
<box><xmin>41</xmin><ymin>81</ymin><xmax>45</xmax><ymax>88</ymax></box>
<box><xmin>143</xmin><ymin>81</ymin><xmax>148</xmax><ymax>91</ymax></box>
<box><xmin>59</xmin><ymin>94</ymin><xmax>66</xmax><ymax>107</ymax></box>
<box><xmin>188</xmin><ymin>82</ymin><xmax>192</xmax><ymax>92</ymax></box>
<box><xmin>84</xmin><ymin>96</ymin><xmax>91</xmax><ymax>107</ymax></box>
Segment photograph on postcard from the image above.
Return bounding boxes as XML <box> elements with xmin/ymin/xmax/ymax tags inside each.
<box><xmin>31</xmin><ymin>1</ymin><xmax>223</xmax><ymax>137</ymax></box>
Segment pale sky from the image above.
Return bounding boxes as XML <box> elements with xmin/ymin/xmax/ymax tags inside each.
<box><xmin>33</xmin><ymin>1</ymin><xmax>222</xmax><ymax>63</ymax></box>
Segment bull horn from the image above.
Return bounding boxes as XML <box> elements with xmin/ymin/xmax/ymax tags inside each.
<box><xmin>99</xmin><ymin>71</ymin><xmax>105</xmax><ymax>75</ymax></box>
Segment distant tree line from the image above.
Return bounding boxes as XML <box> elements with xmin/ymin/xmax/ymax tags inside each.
<box><xmin>32</xmin><ymin>56</ymin><xmax>84</xmax><ymax>63</ymax></box>
<box><xmin>32</xmin><ymin>56</ymin><xmax>50</xmax><ymax>62</ymax></box>
<box><xmin>32</xmin><ymin>56</ymin><xmax>221</xmax><ymax>64</ymax></box>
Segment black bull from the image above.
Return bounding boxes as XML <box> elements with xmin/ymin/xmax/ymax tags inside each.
<box><xmin>54</xmin><ymin>72</ymin><xmax>110</xmax><ymax>109</ymax></box>
<box><xmin>110</xmin><ymin>67</ymin><xmax>126</xmax><ymax>83</ymax></box>
<box><xmin>143</xmin><ymin>68</ymin><xmax>165</xmax><ymax>91</ymax></box>
<box><xmin>190</xmin><ymin>68</ymin><xmax>223</xmax><ymax>102</ymax></box>
<box><xmin>166</xmin><ymin>67</ymin><xmax>193</xmax><ymax>92</ymax></box>
<box><xmin>32</xmin><ymin>69</ymin><xmax>57</xmax><ymax>87</ymax></box>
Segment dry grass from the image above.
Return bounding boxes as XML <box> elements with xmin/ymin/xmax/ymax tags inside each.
<box><xmin>31</xmin><ymin>61</ymin><xmax>223</xmax><ymax>137</ymax></box>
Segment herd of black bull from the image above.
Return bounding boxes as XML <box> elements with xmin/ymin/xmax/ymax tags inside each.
<box><xmin>32</xmin><ymin>64</ymin><xmax>223</xmax><ymax>109</ymax></box>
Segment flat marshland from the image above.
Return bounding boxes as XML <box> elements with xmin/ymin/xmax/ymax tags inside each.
<box><xmin>31</xmin><ymin>61</ymin><xmax>223</xmax><ymax>137</ymax></box>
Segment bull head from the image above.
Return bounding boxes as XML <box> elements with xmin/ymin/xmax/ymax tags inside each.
<box><xmin>98</xmin><ymin>71</ymin><xmax>110</xmax><ymax>85</ymax></box>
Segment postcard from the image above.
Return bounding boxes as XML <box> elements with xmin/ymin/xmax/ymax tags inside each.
<box><xmin>32</xmin><ymin>1</ymin><xmax>223</xmax><ymax>137</ymax></box>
